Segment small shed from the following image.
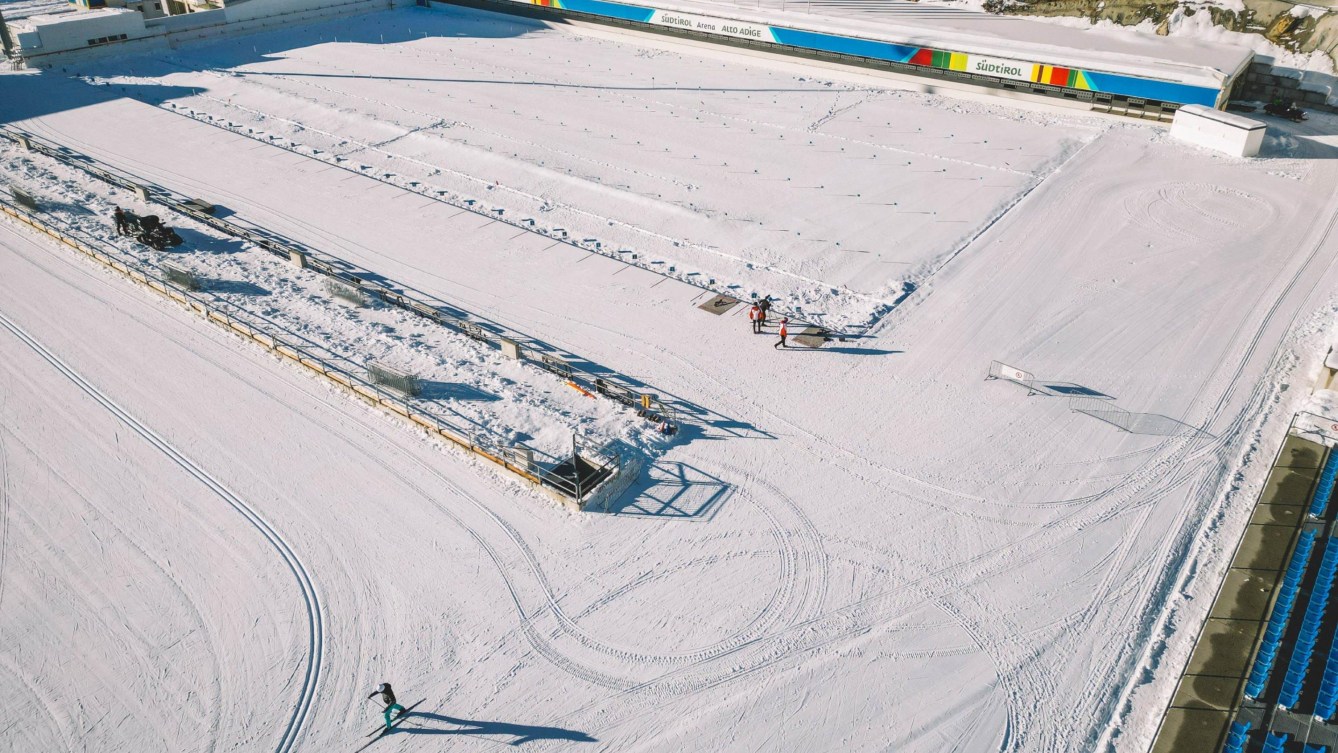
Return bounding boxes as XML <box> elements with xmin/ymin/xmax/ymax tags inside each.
<box><xmin>1170</xmin><ymin>105</ymin><xmax>1266</xmax><ymax>158</ymax></box>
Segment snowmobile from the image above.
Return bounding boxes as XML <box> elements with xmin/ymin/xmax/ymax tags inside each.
<box><xmin>1264</xmin><ymin>100</ymin><xmax>1307</xmax><ymax>122</ymax></box>
<box><xmin>125</xmin><ymin>213</ymin><xmax>184</xmax><ymax>251</ymax></box>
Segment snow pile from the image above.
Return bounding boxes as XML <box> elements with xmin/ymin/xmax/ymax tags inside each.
<box><xmin>1164</xmin><ymin>6</ymin><xmax>1335</xmax><ymax>73</ymax></box>
<box><xmin>1309</xmin><ymin>386</ymin><xmax>1338</xmax><ymax>418</ymax></box>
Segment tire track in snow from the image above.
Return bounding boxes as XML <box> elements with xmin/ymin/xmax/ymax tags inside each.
<box><xmin>164</xmin><ymin>327</ymin><xmax>824</xmax><ymax>687</ymax></box>
<box><xmin>0</xmin><ymin>654</ymin><xmax>74</xmax><ymax>750</ymax></box>
<box><xmin>0</xmin><ymin>368</ymin><xmax>230</xmax><ymax>750</ymax></box>
<box><xmin>1046</xmin><ymin>141</ymin><xmax>1338</xmax><ymax>750</ymax></box>
<box><xmin>0</xmin><ymin>207</ymin><xmax>675</xmax><ymax>693</ymax></box>
<box><xmin>374</xmin><ymin>440</ymin><xmax>819</xmax><ymax>676</ymax></box>
<box><xmin>464</xmin><ymin>135</ymin><xmax>1283</xmax><ymax>747</ymax></box>
<box><xmin>100</xmin><ymin>229</ymin><xmax>1100</xmax><ymax>742</ymax></box>
<box><xmin>0</xmin><ymin>426</ymin><xmax>11</xmax><ymax>618</ymax></box>
<box><xmin>0</xmin><ymin>310</ymin><xmax>324</xmax><ymax>753</ymax></box>
<box><xmin>1093</xmin><ymin>166</ymin><xmax>1338</xmax><ymax>751</ymax></box>
<box><xmin>4</xmin><ymin>239</ymin><xmax>811</xmax><ymax>692</ymax></box>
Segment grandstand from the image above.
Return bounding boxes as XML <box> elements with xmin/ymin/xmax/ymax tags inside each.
<box><xmin>443</xmin><ymin>0</ymin><xmax>1256</xmax><ymax>120</ymax></box>
<box><xmin>1154</xmin><ymin>417</ymin><xmax>1338</xmax><ymax>752</ymax></box>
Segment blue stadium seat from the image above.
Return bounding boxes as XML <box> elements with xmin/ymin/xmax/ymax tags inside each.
<box><xmin>1247</xmin><ymin>530</ymin><xmax>1318</xmax><ymax>698</ymax></box>
<box><xmin>1311</xmin><ymin>450</ymin><xmax>1338</xmax><ymax>518</ymax></box>
<box><xmin>1261</xmin><ymin>732</ymin><xmax>1288</xmax><ymax>753</ymax></box>
<box><xmin>1221</xmin><ymin>720</ymin><xmax>1250</xmax><ymax>753</ymax></box>
<box><xmin>1313</xmin><ymin>614</ymin><xmax>1338</xmax><ymax>720</ymax></box>
<box><xmin>1303</xmin><ymin>743</ymin><xmax>1328</xmax><ymax>753</ymax></box>
<box><xmin>1279</xmin><ymin>536</ymin><xmax>1338</xmax><ymax>708</ymax></box>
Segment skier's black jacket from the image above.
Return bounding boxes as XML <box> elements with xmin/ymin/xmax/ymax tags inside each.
<box><xmin>369</xmin><ymin>684</ymin><xmax>397</xmax><ymax>707</ymax></box>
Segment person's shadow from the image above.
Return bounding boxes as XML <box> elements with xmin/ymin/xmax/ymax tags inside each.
<box><xmin>397</xmin><ymin>711</ymin><xmax>597</xmax><ymax>745</ymax></box>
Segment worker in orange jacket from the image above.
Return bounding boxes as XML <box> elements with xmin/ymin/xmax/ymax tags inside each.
<box><xmin>774</xmin><ymin>318</ymin><xmax>789</xmax><ymax>349</ymax></box>
<box><xmin>749</xmin><ymin>304</ymin><xmax>761</xmax><ymax>334</ymax></box>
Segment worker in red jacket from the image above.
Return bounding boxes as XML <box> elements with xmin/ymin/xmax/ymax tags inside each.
<box><xmin>774</xmin><ymin>318</ymin><xmax>789</xmax><ymax>349</ymax></box>
<box><xmin>749</xmin><ymin>303</ymin><xmax>761</xmax><ymax>334</ymax></box>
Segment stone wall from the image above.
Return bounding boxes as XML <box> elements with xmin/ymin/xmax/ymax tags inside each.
<box><xmin>1237</xmin><ymin>59</ymin><xmax>1338</xmax><ymax>112</ymax></box>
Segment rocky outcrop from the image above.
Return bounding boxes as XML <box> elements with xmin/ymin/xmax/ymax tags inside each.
<box><xmin>983</xmin><ymin>0</ymin><xmax>1338</xmax><ymax>69</ymax></box>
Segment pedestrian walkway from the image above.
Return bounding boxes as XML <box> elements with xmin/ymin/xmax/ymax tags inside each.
<box><xmin>1151</xmin><ymin>428</ymin><xmax>1329</xmax><ymax>752</ymax></box>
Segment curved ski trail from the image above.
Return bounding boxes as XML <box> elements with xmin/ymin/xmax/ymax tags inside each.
<box><xmin>0</xmin><ymin>310</ymin><xmax>324</xmax><ymax>753</ymax></box>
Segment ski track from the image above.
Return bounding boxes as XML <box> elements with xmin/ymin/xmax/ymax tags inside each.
<box><xmin>824</xmin><ymin>129</ymin><xmax>1338</xmax><ymax>748</ymax></box>
<box><xmin>0</xmin><ymin>424</ymin><xmax>10</xmax><ymax>621</ymax></box>
<box><xmin>1091</xmin><ymin>149</ymin><xmax>1338</xmax><ymax>751</ymax></box>
<box><xmin>441</xmin><ymin>182</ymin><xmax>1276</xmax><ymax>750</ymax></box>
<box><xmin>12</xmin><ymin>112</ymin><xmax>1316</xmax><ymax>752</ymax></box>
<box><xmin>0</xmin><ymin>406</ymin><xmax>228</xmax><ymax>750</ymax></box>
<box><xmin>0</xmin><ymin>426</ymin><xmax>225</xmax><ymax>748</ymax></box>
<box><xmin>0</xmin><ymin>309</ymin><xmax>324</xmax><ymax>753</ymax></box>
<box><xmin>3</xmin><ymin>211</ymin><xmax>849</xmax><ymax>744</ymax></box>
<box><xmin>5</xmin><ymin>30</ymin><xmax>1335</xmax><ymax>752</ymax></box>
<box><xmin>831</xmin><ymin>133</ymin><xmax>1325</xmax><ymax>745</ymax></box>
<box><xmin>0</xmin><ymin>216</ymin><xmax>824</xmax><ymax>694</ymax></box>
<box><xmin>0</xmin><ymin>654</ymin><xmax>73</xmax><ymax>749</ymax></box>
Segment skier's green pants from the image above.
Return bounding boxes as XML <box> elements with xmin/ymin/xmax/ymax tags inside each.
<box><xmin>384</xmin><ymin>704</ymin><xmax>405</xmax><ymax>728</ymax></box>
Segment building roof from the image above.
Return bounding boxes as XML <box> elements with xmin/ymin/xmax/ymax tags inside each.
<box><xmin>661</xmin><ymin>0</ymin><xmax>1255</xmax><ymax>84</ymax></box>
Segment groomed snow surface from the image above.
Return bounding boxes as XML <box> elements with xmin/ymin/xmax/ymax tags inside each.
<box><xmin>3</xmin><ymin>6</ymin><xmax>1338</xmax><ymax>752</ymax></box>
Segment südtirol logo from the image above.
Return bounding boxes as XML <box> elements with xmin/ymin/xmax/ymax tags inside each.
<box><xmin>975</xmin><ymin>60</ymin><xmax>1024</xmax><ymax>78</ymax></box>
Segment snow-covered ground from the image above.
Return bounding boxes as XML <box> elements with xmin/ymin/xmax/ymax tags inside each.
<box><xmin>3</xmin><ymin>5</ymin><xmax>1338</xmax><ymax>752</ymax></box>
<box><xmin>66</xmin><ymin>9</ymin><xmax>1106</xmax><ymax>332</ymax></box>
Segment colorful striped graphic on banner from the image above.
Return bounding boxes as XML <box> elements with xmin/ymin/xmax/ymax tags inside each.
<box><xmin>902</xmin><ymin>46</ymin><xmax>1210</xmax><ymax>99</ymax></box>
<box><xmin>1034</xmin><ymin>65</ymin><xmax>1094</xmax><ymax>90</ymax></box>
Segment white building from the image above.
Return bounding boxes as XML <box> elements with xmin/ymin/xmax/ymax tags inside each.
<box><xmin>7</xmin><ymin>0</ymin><xmax>404</xmax><ymax>62</ymax></box>
<box><xmin>1169</xmin><ymin>104</ymin><xmax>1267</xmax><ymax>158</ymax></box>
<box><xmin>8</xmin><ymin>8</ymin><xmax>150</xmax><ymax>53</ymax></box>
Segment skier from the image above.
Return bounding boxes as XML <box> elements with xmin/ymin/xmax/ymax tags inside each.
<box><xmin>368</xmin><ymin>682</ymin><xmax>407</xmax><ymax>729</ymax></box>
<box><xmin>748</xmin><ymin>303</ymin><xmax>761</xmax><ymax>334</ymax></box>
<box><xmin>113</xmin><ymin>206</ymin><xmax>128</xmax><ymax>236</ymax></box>
<box><xmin>774</xmin><ymin>318</ymin><xmax>789</xmax><ymax>349</ymax></box>
<box><xmin>757</xmin><ymin>297</ymin><xmax>771</xmax><ymax>328</ymax></box>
